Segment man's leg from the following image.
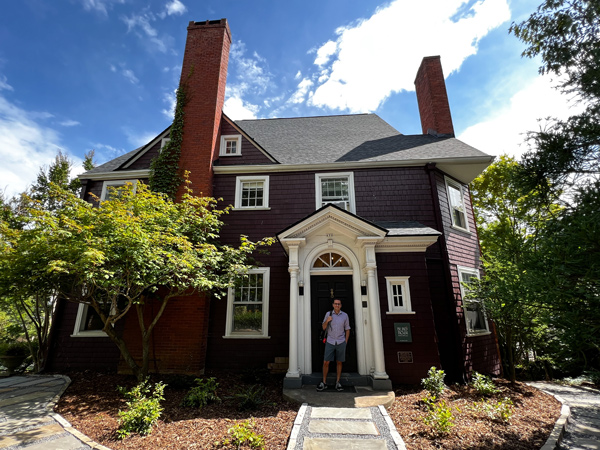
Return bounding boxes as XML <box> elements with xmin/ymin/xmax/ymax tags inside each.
<box><xmin>336</xmin><ymin>360</ymin><xmax>342</xmax><ymax>383</ymax></box>
<box><xmin>322</xmin><ymin>360</ymin><xmax>330</xmax><ymax>384</ymax></box>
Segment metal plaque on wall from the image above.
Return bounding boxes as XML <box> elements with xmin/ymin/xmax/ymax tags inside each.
<box><xmin>394</xmin><ymin>322</ymin><xmax>412</xmax><ymax>342</ymax></box>
<box><xmin>397</xmin><ymin>351</ymin><xmax>413</xmax><ymax>363</ymax></box>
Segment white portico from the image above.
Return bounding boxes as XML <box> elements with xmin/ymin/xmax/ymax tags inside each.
<box><xmin>278</xmin><ymin>205</ymin><xmax>440</xmax><ymax>389</ymax></box>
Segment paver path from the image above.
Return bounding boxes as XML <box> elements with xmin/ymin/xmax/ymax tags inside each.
<box><xmin>0</xmin><ymin>375</ymin><xmax>101</xmax><ymax>450</ymax></box>
<box><xmin>529</xmin><ymin>382</ymin><xmax>600</xmax><ymax>450</ymax></box>
<box><xmin>286</xmin><ymin>404</ymin><xmax>406</xmax><ymax>450</ymax></box>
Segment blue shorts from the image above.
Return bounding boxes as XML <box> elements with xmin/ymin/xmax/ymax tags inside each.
<box><xmin>324</xmin><ymin>341</ymin><xmax>346</xmax><ymax>362</ymax></box>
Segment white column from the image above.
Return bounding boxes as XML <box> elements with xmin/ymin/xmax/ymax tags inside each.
<box><xmin>367</xmin><ymin>267</ymin><xmax>388</xmax><ymax>379</ymax></box>
<box><xmin>286</xmin><ymin>266</ymin><xmax>300</xmax><ymax>378</ymax></box>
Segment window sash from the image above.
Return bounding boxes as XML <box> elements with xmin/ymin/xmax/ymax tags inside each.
<box><xmin>240</xmin><ymin>181</ymin><xmax>264</xmax><ymax>207</ymax></box>
<box><xmin>446</xmin><ymin>179</ymin><xmax>468</xmax><ymax>230</ymax></box>
<box><xmin>229</xmin><ymin>272</ymin><xmax>267</xmax><ymax>335</ymax></box>
<box><xmin>321</xmin><ymin>177</ymin><xmax>350</xmax><ymax>209</ymax></box>
<box><xmin>385</xmin><ymin>277</ymin><xmax>412</xmax><ymax>313</ymax></box>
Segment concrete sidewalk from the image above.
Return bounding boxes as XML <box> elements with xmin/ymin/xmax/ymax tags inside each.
<box><xmin>529</xmin><ymin>381</ymin><xmax>600</xmax><ymax>450</ymax></box>
<box><xmin>0</xmin><ymin>375</ymin><xmax>108</xmax><ymax>450</ymax></box>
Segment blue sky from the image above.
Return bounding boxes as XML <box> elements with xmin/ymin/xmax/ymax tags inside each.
<box><xmin>0</xmin><ymin>0</ymin><xmax>582</xmax><ymax>196</ymax></box>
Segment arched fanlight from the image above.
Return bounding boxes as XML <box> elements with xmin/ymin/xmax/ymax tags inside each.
<box><xmin>313</xmin><ymin>252</ymin><xmax>350</xmax><ymax>268</ymax></box>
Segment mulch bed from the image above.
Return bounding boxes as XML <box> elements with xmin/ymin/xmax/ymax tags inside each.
<box><xmin>55</xmin><ymin>372</ymin><xmax>561</xmax><ymax>450</ymax></box>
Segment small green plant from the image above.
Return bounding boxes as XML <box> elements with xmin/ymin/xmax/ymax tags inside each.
<box><xmin>232</xmin><ymin>385</ymin><xmax>267</xmax><ymax>411</ymax></box>
<box><xmin>116</xmin><ymin>380</ymin><xmax>165</xmax><ymax>439</ymax></box>
<box><xmin>471</xmin><ymin>372</ymin><xmax>500</xmax><ymax>395</ymax></box>
<box><xmin>421</xmin><ymin>393</ymin><xmax>437</xmax><ymax>410</ymax></box>
<box><xmin>421</xmin><ymin>366</ymin><xmax>446</xmax><ymax>397</ymax></box>
<box><xmin>180</xmin><ymin>377</ymin><xmax>221</xmax><ymax>408</ymax></box>
<box><xmin>423</xmin><ymin>399</ymin><xmax>456</xmax><ymax>435</ymax></box>
<box><xmin>222</xmin><ymin>419</ymin><xmax>265</xmax><ymax>449</ymax></box>
<box><xmin>473</xmin><ymin>397</ymin><xmax>514</xmax><ymax>423</ymax></box>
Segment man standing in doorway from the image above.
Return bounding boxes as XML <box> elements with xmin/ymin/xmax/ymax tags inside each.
<box><xmin>317</xmin><ymin>299</ymin><xmax>350</xmax><ymax>392</ymax></box>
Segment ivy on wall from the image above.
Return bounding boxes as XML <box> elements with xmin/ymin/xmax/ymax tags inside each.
<box><xmin>148</xmin><ymin>83</ymin><xmax>187</xmax><ymax>198</ymax></box>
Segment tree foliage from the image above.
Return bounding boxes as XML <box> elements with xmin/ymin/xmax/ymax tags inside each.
<box><xmin>1</xmin><ymin>177</ymin><xmax>272</xmax><ymax>380</ymax></box>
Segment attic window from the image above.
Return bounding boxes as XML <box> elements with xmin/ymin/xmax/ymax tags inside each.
<box><xmin>220</xmin><ymin>135</ymin><xmax>242</xmax><ymax>156</ymax></box>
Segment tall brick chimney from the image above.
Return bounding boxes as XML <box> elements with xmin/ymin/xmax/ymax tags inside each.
<box><xmin>177</xmin><ymin>19</ymin><xmax>231</xmax><ymax>197</ymax></box>
<box><xmin>414</xmin><ymin>56</ymin><xmax>454</xmax><ymax>136</ymax></box>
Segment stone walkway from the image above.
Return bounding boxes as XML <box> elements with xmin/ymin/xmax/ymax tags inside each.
<box><xmin>529</xmin><ymin>382</ymin><xmax>600</xmax><ymax>450</ymax></box>
<box><xmin>0</xmin><ymin>375</ymin><xmax>107</xmax><ymax>450</ymax></box>
<box><xmin>286</xmin><ymin>405</ymin><xmax>405</xmax><ymax>450</ymax></box>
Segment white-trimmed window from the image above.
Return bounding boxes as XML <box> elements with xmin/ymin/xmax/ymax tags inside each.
<box><xmin>445</xmin><ymin>177</ymin><xmax>469</xmax><ymax>231</ymax></box>
<box><xmin>100</xmin><ymin>180</ymin><xmax>137</xmax><ymax>202</ymax></box>
<box><xmin>315</xmin><ymin>172</ymin><xmax>356</xmax><ymax>213</ymax></box>
<box><xmin>234</xmin><ymin>176</ymin><xmax>269</xmax><ymax>209</ymax></box>
<box><xmin>72</xmin><ymin>304</ymin><xmax>106</xmax><ymax>337</ymax></box>
<box><xmin>220</xmin><ymin>135</ymin><xmax>242</xmax><ymax>156</ymax></box>
<box><xmin>225</xmin><ymin>268</ymin><xmax>270</xmax><ymax>338</ymax></box>
<box><xmin>385</xmin><ymin>277</ymin><xmax>414</xmax><ymax>314</ymax></box>
<box><xmin>458</xmin><ymin>266</ymin><xmax>489</xmax><ymax>335</ymax></box>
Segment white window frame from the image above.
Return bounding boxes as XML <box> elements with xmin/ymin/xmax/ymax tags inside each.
<box><xmin>71</xmin><ymin>303</ymin><xmax>107</xmax><ymax>337</ymax></box>
<box><xmin>100</xmin><ymin>180</ymin><xmax>138</xmax><ymax>202</ymax></box>
<box><xmin>224</xmin><ymin>268</ymin><xmax>270</xmax><ymax>339</ymax></box>
<box><xmin>315</xmin><ymin>172</ymin><xmax>356</xmax><ymax>214</ymax></box>
<box><xmin>445</xmin><ymin>176</ymin><xmax>469</xmax><ymax>232</ymax></box>
<box><xmin>457</xmin><ymin>266</ymin><xmax>490</xmax><ymax>336</ymax></box>
<box><xmin>385</xmin><ymin>276</ymin><xmax>415</xmax><ymax>314</ymax></box>
<box><xmin>234</xmin><ymin>176</ymin><xmax>270</xmax><ymax>210</ymax></box>
<box><xmin>219</xmin><ymin>135</ymin><xmax>242</xmax><ymax>156</ymax></box>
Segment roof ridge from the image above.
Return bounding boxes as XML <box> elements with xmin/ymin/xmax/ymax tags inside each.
<box><xmin>235</xmin><ymin>113</ymin><xmax>376</xmax><ymax>122</ymax></box>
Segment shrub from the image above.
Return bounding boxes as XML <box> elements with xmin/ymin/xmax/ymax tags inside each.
<box><xmin>473</xmin><ymin>397</ymin><xmax>514</xmax><ymax>423</ymax></box>
<box><xmin>421</xmin><ymin>366</ymin><xmax>446</xmax><ymax>397</ymax></box>
<box><xmin>472</xmin><ymin>372</ymin><xmax>499</xmax><ymax>396</ymax></box>
<box><xmin>116</xmin><ymin>380</ymin><xmax>165</xmax><ymax>439</ymax></box>
<box><xmin>0</xmin><ymin>341</ymin><xmax>29</xmax><ymax>357</ymax></box>
<box><xmin>180</xmin><ymin>377</ymin><xmax>221</xmax><ymax>408</ymax></box>
<box><xmin>232</xmin><ymin>385</ymin><xmax>266</xmax><ymax>411</ymax></box>
<box><xmin>223</xmin><ymin>419</ymin><xmax>265</xmax><ymax>450</ymax></box>
<box><xmin>423</xmin><ymin>399</ymin><xmax>456</xmax><ymax>435</ymax></box>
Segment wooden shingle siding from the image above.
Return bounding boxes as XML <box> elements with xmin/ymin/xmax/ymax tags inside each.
<box><xmin>376</xmin><ymin>253</ymin><xmax>442</xmax><ymax>384</ymax></box>
<box><xmin>217</xmin><ymin>120</ymin><xmax>274</xmax><ymax>166</ymax></box>
<box><xmin>127</xmin><ymin>141</ymin><xmax>161</xmax><ymax>170</ymax></box>
<box><xmin>46</xmin><ymin>300</ymin><xmax>121</xmax><ymax>372</ymax></box>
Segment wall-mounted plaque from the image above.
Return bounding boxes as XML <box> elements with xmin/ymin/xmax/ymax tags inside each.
<box><xmin>394</xmin><ymin>322</ymin><xmax>412</xmax><ymax>343</ymax></box>
<box><xmin>397</xmin><ymin>351</ymin><xmax>413</xmax><ymax>363</ymax></box>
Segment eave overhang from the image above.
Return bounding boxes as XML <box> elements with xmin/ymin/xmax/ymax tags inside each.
<box><xmin>78</xmin><ymin>169</ymin><xmax>150</xmax><ymax>181</ymax></box>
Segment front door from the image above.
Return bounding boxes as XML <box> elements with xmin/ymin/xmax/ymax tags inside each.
<box><xmin>311</xmin><ymin>275</ymin><xmax>357</xmax><ymax>373</ymax></box>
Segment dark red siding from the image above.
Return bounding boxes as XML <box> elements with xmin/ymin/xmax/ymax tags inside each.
<box><xmin>216</xmin><ymin>120</ymin><xmax>274</xmax><ymax>166</ymax></box>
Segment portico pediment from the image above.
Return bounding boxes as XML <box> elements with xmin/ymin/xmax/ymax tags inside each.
<box><xmin>278</xmin><ymin>205</ymin><xmax>386</xmax><ymax>251</ymax></box>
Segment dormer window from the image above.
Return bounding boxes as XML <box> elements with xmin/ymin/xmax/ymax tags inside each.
<box><xmin>220</xmin><ymin>135</ymin><xmax>242</xmax><ymax>156</ymax></box>
<box><xmin>315</xmin><ymin>172</ymin><xmax>356</xmax><ymax>213</ymax></box>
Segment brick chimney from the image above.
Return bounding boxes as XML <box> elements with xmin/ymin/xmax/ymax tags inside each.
<box><xmin>414</xmin><ymin>56</ymin><xmax>454</xmax><ymax>136</ymax></box>
<box><xmin>177</xmin><ymin>19</ymin><xmax>231</xmax><ymax>197</ymax></box>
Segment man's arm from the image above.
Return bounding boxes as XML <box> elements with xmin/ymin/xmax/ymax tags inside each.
<box><xmin>322</xmin><ymin>313</ymin><xmax>332</xmax><ymax>330</ymax></box>
<box><xmin>345</xmin><ymin>329</ymin><xmax>350</xmax><ymax>343</ymax></box>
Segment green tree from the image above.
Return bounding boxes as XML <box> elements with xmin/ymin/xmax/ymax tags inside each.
<box><xmin>470</xmin><ymin>156</ymin><xmax>561</xmax><ymax>382</ymax></box>
<box><xmin>0</xmin><ymin>179</ymin><xmax>272</xmax><ymax>380</ymax></box>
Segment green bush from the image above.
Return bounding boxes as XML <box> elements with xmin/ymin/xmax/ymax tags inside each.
<box><xmin>423</xmin><ymin>399</ymin><xmax>456</xmax><ymax>435</ymax></box>
<box><xmin>421</xmin><ymin>366</ymin><xmax>446</xmax><ymax>397</ymax></box>
<box><xmin>180</xmin><ymin>377</ymin><xmax>221</xmax><ymax>408</ymax></box>
<box><xmin>116</xmin><ymin>380</ymin><xmax>165</xmax><ymax>439</ymax></box>
<box><xmin>473</xmin><ymin>397</ymin><xmax>514</xmax><ymax>423</ymax></box>
<box><xmin>471</xmin><ymin>372</ymin><xmax>499</xmax><ymax>396</ymax></box>
<box><xmin>232</xmin><ymin>385</ymin><xmax>266</xmax><ymax>411</ymax></box>
<box><xmin>223</xmin><ymin>419</ymin><xmax>265</xmax><ymax>450</ymax></box>
<box><xmin>0</xmin><ymin>341</ymin><xmax>29</xmax><ymax>357</ymax></box>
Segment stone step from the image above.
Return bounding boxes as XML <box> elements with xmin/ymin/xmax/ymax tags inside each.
<box><xmin>303</xmin><ymin>437</ymin><xmax>387</xmax><ymax>450</ymax></box>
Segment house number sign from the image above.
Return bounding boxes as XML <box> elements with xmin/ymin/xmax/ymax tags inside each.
<box><xmin>394</xmin><ymin>322</ymin><xmax>412</xmax><ymax>343</ymax></box>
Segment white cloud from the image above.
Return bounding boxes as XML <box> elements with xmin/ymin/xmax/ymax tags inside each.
<box><xmin>161</xmin><ymin>89</ymin><xmax>177</xmax><ymax>120</ymax></box>
<box><xmin>121</xmin><ymin>13</ymin><xmax>169</xmax><ymax>53</ymax></box>
<box><xmin>165</xmin><ymin>0</ymin><xmax>187</xmax><ymax>16</ymax></box>
<box><xmin>60</xmin><ymin>119</ymin><xmax>81</xmax><ymax>127</ymax></box>
<box><xmin>458</xmin><ymin>75</ymin><xmax>585</xmax><ymax>159</ymax></box>
<box><xmin>79</xmin><ymin>0</ymin><xmax>124</xmax><ymax>16</ymax></box>
<box><xmin>308</xmin><ymin>0</ymin><xmax>511</xmax><ymax>113</ymax></box>
<box><xmin>223</xmin><ymin>96</ymin><xmax>259</xmax><ymax>120</ymax></box>
<box><xmin>294</xmin><ymin>70</ymin><xmax>302</xmax><ymax>80</ymax></box>
<box><xmin>122</xmin><ymin>128</ymin><xmax>157</xmax><ymax>149</ymax></box>
<box><xmin>288</xmin><ymin>78</ymin><xmax>314</xmax><ymax>104</ymax></box>
<box><xmin>122</xmin><ymin>68</ymin><xmax>139</xmax><ymax>84</ymax></box>
<box><xmin>0</xmin><ymin>95</ymin><xmax>72</xmax><ymax>197</ymax></box>
<box><xmin>0</xmin><ymin>76</ymin><xmax>13</xmax><ymax>92</ymax></box>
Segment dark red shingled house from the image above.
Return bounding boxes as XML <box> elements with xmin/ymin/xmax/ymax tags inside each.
<box><xmin>46</xmin><ymin>19</ymin><xmax>500</xmax><ymax>389</ymax></box>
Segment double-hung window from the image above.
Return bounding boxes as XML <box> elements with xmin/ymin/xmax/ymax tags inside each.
<box><xmin>100</xmin><ymin>180</ymin><xmax>137</xmax><ymax>202</ymax></box>
<box><xmin>225</xmin><ymin>268</ymin><xmax>270</xmax><ymax>338</ymax></box>
<box><xmin>458</xmin><ymin>266</ymin><xmax>489</xmax><ymax>335</ymax></box>
<box><xmin>315</xmin><ymin>172</ymin><xmax>356</xmax><ymax>213</ymax></box>
<box><xmin>220</xmin><ymin>135</ymin><xmax>242</xmax><ymax>156</ymax></box>
<box><xmin>235</xmin><ymin>176</ymin><xmax>269</xmax><ymax>209</ymax></box>
<box><xmin>385</xmin><ymin>277</ymin><xmax>414</xmax><ymax>314</ymax></box>
<box><xmin>445</xmin><ymin>177</ymin><xmax>469</xmax><ymax>231</ymax></box>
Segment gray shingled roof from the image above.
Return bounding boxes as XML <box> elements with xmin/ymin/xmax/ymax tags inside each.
<box><xmin>374</xmin><ymin>221</ymin><xmax>441</xmax><ymax>236</ymax></box>
<box><xmin>235</xmin><ymin>114</ymin><xmax>488</xmax><ymax>164</ymax></box>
